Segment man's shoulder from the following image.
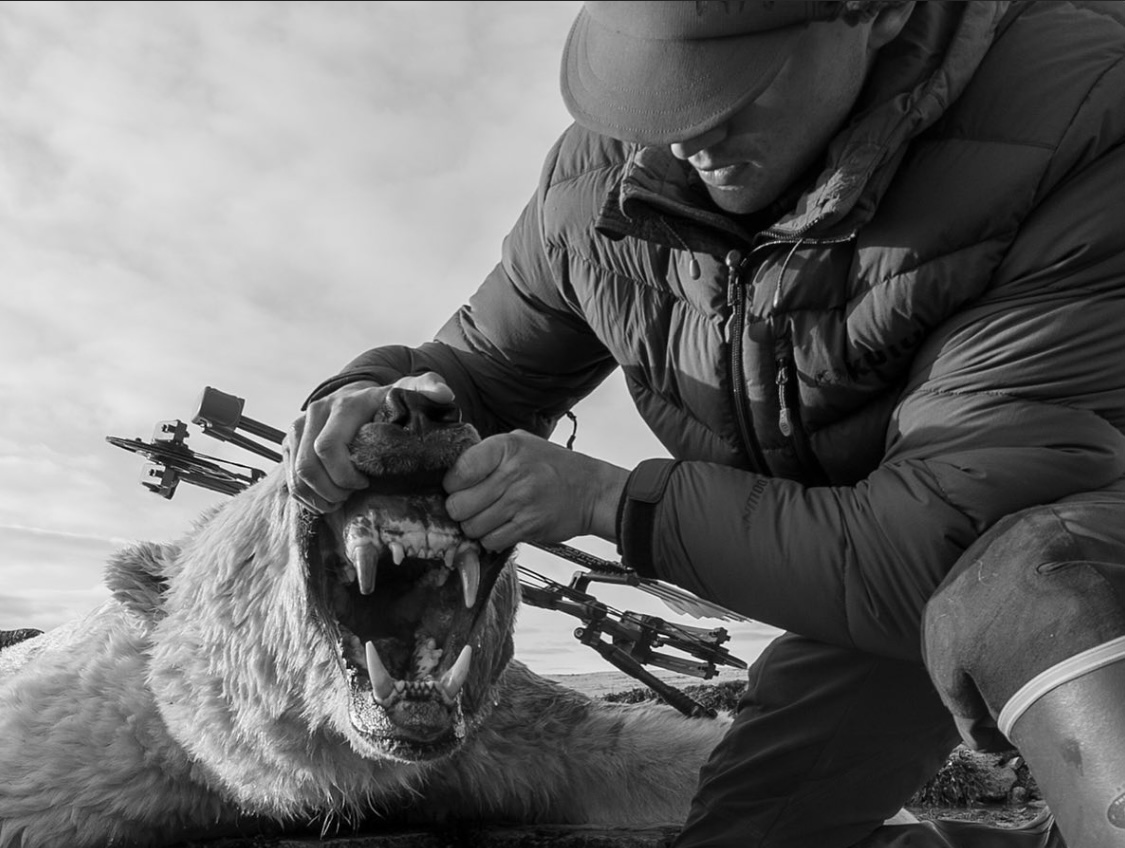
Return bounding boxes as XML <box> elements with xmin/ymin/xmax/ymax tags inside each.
<box><xmin>878</xmin><ymin>0</ymin><xmax>1125</xmax><ymax>240</ymax></box>
<box><xmin>529</xmin><ymin>124</ymin><xmax>637</xmax><ymax>249</ymax></box>
<box><xmin>944</xmin><ymin>1</ymin><xmax>1125</xmax><ymax>156</ymax></box>
<box><xmin>539</xmin><ymin>123</ymin><xmax>634</xmax><ymax>195</ymax></box>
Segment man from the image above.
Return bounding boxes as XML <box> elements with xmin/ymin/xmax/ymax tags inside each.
<box><xmin>287</xmin><ymin>2</ymin><xmax>1125</xmax><ymax>846</ymax></box>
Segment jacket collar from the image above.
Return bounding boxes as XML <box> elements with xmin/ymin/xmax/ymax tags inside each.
<box><xmin>595</xmin><ymin>1</ymin><xmax>1009</xmax><ymax>253</ymax></box>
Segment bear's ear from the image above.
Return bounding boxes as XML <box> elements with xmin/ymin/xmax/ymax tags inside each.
<box><xmin>105</xmin><ymin>541</ymin><xmax>179</xmax><ymax>620</ymax></box>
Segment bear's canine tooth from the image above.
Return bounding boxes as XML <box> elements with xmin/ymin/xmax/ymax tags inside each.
<box><xmin>349</xmin><ymin>540</ymin><xmax>379</xmax><ymax>595</ymax></box>
<box><xmin>454</xmin><ymin>542</ymin><xmax>480</xmax><ymax>609</ymax></box>
<box><xmin>438</xmin><ymin>645</ymin><xmax>473</xmax><ymax>702</ymax></box>
<box><xmin>364</xmin><ymin>641</ymin><xmax>398</xmax><ymax>705</ymax></box>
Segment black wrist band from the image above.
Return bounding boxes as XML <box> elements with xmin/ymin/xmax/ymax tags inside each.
<box><xmin>616</xmin><ymin>458</ymin><xmax>681</xmax><ymax>579</ymax></box>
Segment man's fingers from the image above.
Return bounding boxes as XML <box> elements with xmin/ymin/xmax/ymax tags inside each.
<box><xmin>284</xmin><ymin>419</ymin><xmax>335</xmax><ymax>513</ymax></box>
<box><xmin>443</xmin><ymin>437</ymin><xmax>507</xmax><ymax>493</ymax></box>
<box><xmin>455</xmin><ymin>497</ymin><xmax>525</xmax><ymax>552</ymax></box>
<box><xmin>286</xmin><ymin>401</ymin><xmax>365</xmax><ymax>512</ymax></box>
<box><xmin>479</xmin><ymin>521</ymin><xmax>521</xmax><ymax>553</ymax></box>
<box><xmin>400</xmin><ymin>372</ymin><xmax>455</xmax><ymax>404</ymax></box>
<box><xmin>282</xmin><ymin>421</ymin><xmax>303</xmax><ymax>496</ymax></box>
<box><xmin>285</xmin><ymin>441</ymin><xmax>336</xmax><ymax>514</ymax></box>
<box><xmin>312</xmin><ymin>412</ymin><xmax>371</xmax><ymax>492</ymax></box>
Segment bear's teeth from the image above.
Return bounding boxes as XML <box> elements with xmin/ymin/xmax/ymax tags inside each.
<box><xmin>364</xmin><ymin>641</ymin><xmax>471</xmax><ymax>707</ymax></box>
<box><xmin>454</xmin><ymin>542</ymin><xmax>481</xmax><ymax>609</ymax></box>
<box><xmin>438</xmin><ymin>645</ymin><xmax>473</xmax><ymax>703</ymax></box>
<box><xmin>364</xmin><ymin>640</ymin><xmax>397</xmax><ymax>705</ymax></box>
<box><xmin>380</xmin><ymin>526</ymin><xmax>428</xmax><ymax>559</ymax></box>
<box><xmin>350</xmin><ymin>540</ymin><xmax>379</xmax><ymax>595</ymax></box>
<box><xmin>428</xmin><ymin>526</ymin><xmax>459</xmax><ymax>556</ymax></box>
<box><xmin>344</xmin><ymin>513</ymin><xmax>381</xmax><ymax>592</ymax></box>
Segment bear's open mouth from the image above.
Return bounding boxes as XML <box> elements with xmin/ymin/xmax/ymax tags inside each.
<box><xmin>310</xmin><ymin>483</ymin><xmax>492</xmax><ymax>759</ymax></box>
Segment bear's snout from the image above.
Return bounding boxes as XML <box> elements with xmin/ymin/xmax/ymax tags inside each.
<box><xmin>380</xmin><ymin>388</ymin><xmax>461</xmax><ymax>437</ymax></box>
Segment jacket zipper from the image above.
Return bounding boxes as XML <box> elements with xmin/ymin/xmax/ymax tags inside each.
<box><xmin>776</xmin><ymin>357</ymin><xmax>795</xmax><ymax>437</ymax></box>
<box><xmin>771</xmin><ymin>240</ymin><xmax>806</xmax><ymax>441</ymax></box>
<box><xmin>768</xmin><ymin>233</ymin><xmax>849</xmax><ymax>485</ymax></box>
<box><xmin>774</xmin><ymin>348</ymin><xmax>830</xmax><ymax>485</ymax></box>
<box><xmin>726</xmin><ymin>230</ymin><xmax>855</xmax><ymax>478</ymax></box>
<box><xmin>725</xmin><ymin>237</ymin><xmax>804</xmax><ymax>474</ymax></box>
<box><xmin>725</xmin><ymin>249</ymin><xmax>768</xmax><ymax>473</ymax></box>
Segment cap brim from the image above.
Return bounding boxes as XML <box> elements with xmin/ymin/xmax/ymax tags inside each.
<box><xmin>561</xmin><ymin>8</ymin><xmax>803</xmax><ymax>145</ymax></box>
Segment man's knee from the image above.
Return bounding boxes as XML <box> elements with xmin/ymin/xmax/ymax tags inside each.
<box><xmin>921</xmin><ymin>498</ymin><xmax>1125</xmax><ymax>751</ymax></box>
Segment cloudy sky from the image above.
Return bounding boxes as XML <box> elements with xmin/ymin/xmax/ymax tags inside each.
<box><xmin>0</xmin><ymin>1</ymin><xmax>776</xmax><ymax>676</ymax></box>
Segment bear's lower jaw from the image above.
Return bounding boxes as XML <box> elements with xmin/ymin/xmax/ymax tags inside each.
<box><xmin>345</xmin><ymin>669</ymin><xmax>468</xmax><ymax>762</ymax></box>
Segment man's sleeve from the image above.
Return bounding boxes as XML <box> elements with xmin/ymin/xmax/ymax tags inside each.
<box><xmin>620</xmin><ymin>141</ymin><xmax>1125</xmax><ymax>662</ymax></box>
<box><xmin>305</xmin><ymin>135</ymin><xmax>618</xmax><ymax>438</ymax></box>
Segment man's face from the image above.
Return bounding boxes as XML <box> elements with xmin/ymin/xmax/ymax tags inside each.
<box><xmin>670</xmin><ymin>20</ymin><xmax>877</xmax><ymax>215</ymax></box>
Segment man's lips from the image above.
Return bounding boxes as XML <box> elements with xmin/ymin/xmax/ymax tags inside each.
<box><xmin>694</xmin><ymin>162</ymin><xmax>748</xmax><ymax>188</ymax></box>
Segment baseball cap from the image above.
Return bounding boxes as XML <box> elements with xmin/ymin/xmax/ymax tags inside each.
<box><xmin>561</xmin><ymin>1</ymin><xmax>844</xmax><ymax>145</ymax></box>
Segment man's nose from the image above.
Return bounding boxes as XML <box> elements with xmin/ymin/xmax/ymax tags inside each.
<box><xmin>669</xmin><ymin>124</ymin><xmax>729</xmax><ymax>160</ymax></box>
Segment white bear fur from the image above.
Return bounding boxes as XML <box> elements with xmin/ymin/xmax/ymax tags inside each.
<box><xmin>0</xmin><ymin>468</ymin><xmax>733</xmax><ymax>848</ymax></box>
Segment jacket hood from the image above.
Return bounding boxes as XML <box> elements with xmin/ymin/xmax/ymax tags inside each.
<box><xmin>597</xmin><ymin>1</ymin><xmax>1010</xmax><ymax>251</ymax></box>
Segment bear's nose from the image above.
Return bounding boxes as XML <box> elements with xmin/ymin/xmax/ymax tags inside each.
<box><xmin>383</xmin><ymin>387</ymin><xmax>461</xmax><ymax>436</ymax></box>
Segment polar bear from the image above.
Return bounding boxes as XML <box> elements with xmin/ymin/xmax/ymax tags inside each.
<box><xmin>0</xmin><ymin>389</ymin><xmax>732</xmax><ymax>848</ymax></box>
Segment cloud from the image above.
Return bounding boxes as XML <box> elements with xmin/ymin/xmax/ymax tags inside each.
<box><xmin>0</xmin><ymin>525</ymin><xmax>115</xmax><ymax>629</ymax></box>
<box><xmin>0</xmin><ymin>1</ymin><xmax>773</xmax><ymax>675</ymax></box>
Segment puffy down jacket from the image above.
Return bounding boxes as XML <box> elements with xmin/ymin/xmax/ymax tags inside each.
<box><xmin>311</xmin><ymin>1</ymin><xmax>1125</xmax><ymax>660</ymax></box>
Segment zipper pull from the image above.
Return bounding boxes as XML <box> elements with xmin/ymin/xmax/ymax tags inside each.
<box><xmin>725</xmin><ymin>250</ymin><xmax>743</xmax><ymax>307</ymax></box>
<box><xmin>779</xmin><ymin>407</ymin><xmax>793</xmax><ymax>438</ymax></box>
<box><xmin>776</xmin><ymin>360</ymin><xmax>793</xmax><ymax>437</ymax></box>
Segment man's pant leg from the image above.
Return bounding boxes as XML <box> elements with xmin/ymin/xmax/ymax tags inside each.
<box><xmin>674</xmin><ymin>633</ymin><xmax>961</xmax><ymax>848</ymax></box>
<box><xmin>924</xmin><ymin>487</ymin><xmax>1125</xmax><ymax>847</ymax></box>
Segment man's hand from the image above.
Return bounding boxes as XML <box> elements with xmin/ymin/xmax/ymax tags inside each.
<box><xmin>443</xmin><ymin>430</ymin><xmax>629</xmax><ymax>551</ymax></box>
<box><xmin>285</xmin><ymin>372</ymin><xmax>454</xmax><ymax>514</ymax></box>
